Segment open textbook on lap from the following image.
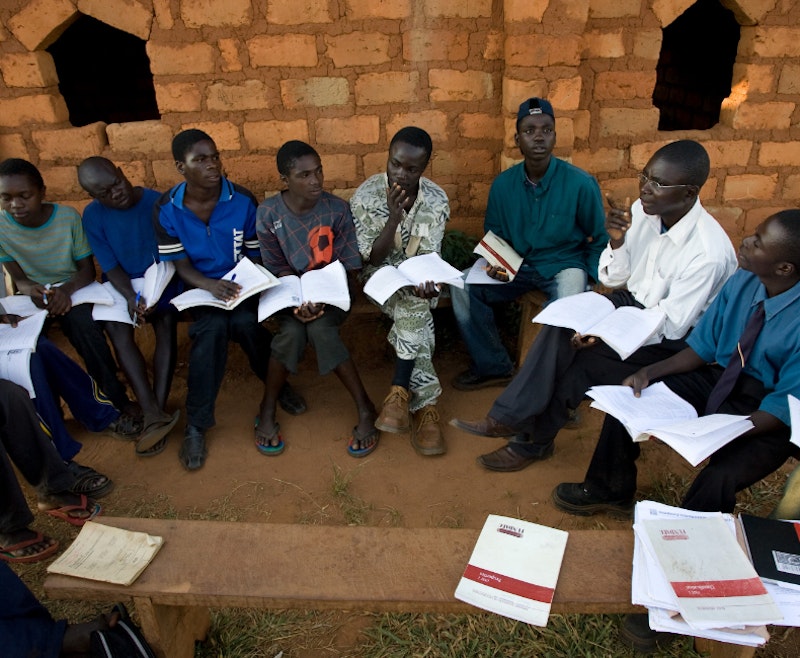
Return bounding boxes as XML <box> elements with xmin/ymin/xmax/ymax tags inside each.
<box><xmin>364</xmin><ymin>252</ymin><xmax>464</xmax><ymax>305</ymax></box>
<box><xmin>258</xmin><ymin>260</ymin><xmax>350</xmax><ymax>322</ymax></box>
<box><xmin>586</xmin><ymin>383</ymin><xmax>753</xmax><ymax>466</ymax></box>
<box><xmin>532</xmin><ymin>291</ymin><xmax>665</xmax><ymax>360</ymax></box>
<box><xmin>0</xmin><ymin>281</ymin><xmax>114</xmax><ymax>318</ymax></box>
<box><xmin>0</xmin><ymin>311</ymin><xmax>47</xmax><ymax>397</ymax></box>
<box><xmin>170</xmin><ymin>258</ymin><xmax>279</xmax><ymax>312</ymax></box>
<box><xmin>473</xmin><ymin>231</ymin><xmax>523</xmax><ymax>281</ymax></box>
<box><xmin>92</xmin><ymin>261</ymin><xmax>177</xmax><ymax>325</ymax></box>
<box><xmin>454</xmin><ymin>514</ymin><xmax>568</xmax><ymax>626</ymax></box>
<box><xmin>47</xmin><ymin>521</ymin><xmax>164</xmax><ymax>586</ymax></box>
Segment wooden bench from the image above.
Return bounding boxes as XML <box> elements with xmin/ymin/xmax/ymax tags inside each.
<box><xmin>45</xmin><ymin>517</ymin><xmax>753</xmax><ymax>658</ymax></box>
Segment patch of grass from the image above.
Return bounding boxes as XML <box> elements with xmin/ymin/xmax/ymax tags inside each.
<box><xmin>331</xmin><ymin>463</ymin><xmax>372</xmax><ymax>526</ymax></box>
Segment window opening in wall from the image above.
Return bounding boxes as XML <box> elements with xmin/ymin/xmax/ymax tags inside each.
<box><xmin>652</xmin><ymin>0</ymin><xmax>740</xmax><ymax>130</ymax></box>
<box><xmin>47</xmin><ymin>14</ymin><xmax>159</xmax><ymax>127</ymax></box>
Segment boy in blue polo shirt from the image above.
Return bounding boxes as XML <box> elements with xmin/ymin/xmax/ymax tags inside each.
<box><xmin>154</xmin><ymin>129</ymin><xmax>305</xmax><ymax>471</ymax></box>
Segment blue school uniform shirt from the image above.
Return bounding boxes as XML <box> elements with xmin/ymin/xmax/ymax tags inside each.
<box><xmin>687</xmin><ymin>269</ymin><xmax>800</xmax><ymax>425</ymax></box>
<box><xmin>82</xmin><ymin>188</ymin><xmax>161</xmax><ymax>278</ymax></box>
<box><xmin>154</xmin><ymin>177</ymin><xmax>260</xmax><ymax>279</ymax></box>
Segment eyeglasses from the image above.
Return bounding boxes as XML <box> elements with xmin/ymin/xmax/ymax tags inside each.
<box><xmin>637</xmin><ymin>172</ymin><xmax>692</xmax><ymax>191</ymax></box>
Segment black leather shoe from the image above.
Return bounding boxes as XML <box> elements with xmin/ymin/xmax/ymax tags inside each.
<box><xmin>278</xmin><ymin>383</ymin><xmax>307</xmax><ymax>415</ymax></box>
<box><xmin>450</xmin><ymin>416</ymin><xmax>519</xmax><ymax>438</ymax></box>
<box><xmin>619</xmin><ymin>613</ymin><xmax>676</xmax><ymax>654</ymax></box>
<box><xmin>179</xmin><ymin>425</ymin><xmax>207</xmax><ymax>471</ymax></box>
<box><xmin>552</xmin><ymin>482</ymin><xmax>634</xmax><ymax>519</ymax></box>
<box><xmin>452</xmin><ymin>369</ymin><xmax>514</xmax><ymax>391</ymax></box>
<box><xmin>477</xmin><ymin>443</ymin><xmax>554</xmax><ymax>472</ymax></box>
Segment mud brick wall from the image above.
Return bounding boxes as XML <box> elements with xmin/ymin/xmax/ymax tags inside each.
<box><xmin>0</xmin><ymin>0</ymin><xmax>798</xmax><ymax>246</ymax></box>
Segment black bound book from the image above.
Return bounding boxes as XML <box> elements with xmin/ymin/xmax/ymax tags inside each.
<box><xmin>741</xmin><ymin>513</ymin><xmax>800</xmax><ymax>590</ymax></box>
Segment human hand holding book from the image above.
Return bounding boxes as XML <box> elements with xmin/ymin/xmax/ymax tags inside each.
<box><xmin>363</xmin><ymin>252</ymin><xmax>463</xmax><ymax>305</ymax></box>
<box><xmin>472</xmin><ymin>231</ymin><xmax>523</xmax><ymax>282</ymax></box>
<box><xmin>171</xmin><ymin>258</ymin><xmax>279</xmax><ymax>312</ymax></box>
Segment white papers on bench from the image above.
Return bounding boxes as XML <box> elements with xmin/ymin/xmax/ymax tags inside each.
<box><xmin>0</xmin><ymin>281</ymin><xmax>115</xmax><ymax>318</ymax></box>
<box><xmin>586</xmin><ymin>383</ymin><xmax>753</xmax><ymax>466</ymax></box>
<box><xmin>258</xmin><ymin>260</ymin><xmax>350</xmax><ymax>322</ymax></box>
<box><xmin>363</xmin><ymin>252</ymin><xmax>464</xmax><ymax>305</ymax></box>
<box><xmin>632</xmin><ymin>501</ymin><xmax>781</xmax><ymax>647</ymax></box>
<box><xmin>170</xmin><ymin>258</ymin><xmax>279</xmax><ymax>312</ymax></box>
<box><xmin>473</xmin><ymin>231</ymin><xmax>523</xmax><ymax>281</ymax></box>
<box><xmin>454</xmin><ymin>514</ymin><xmax>568</xmax><ymax>626</ymax></box>
<box><xmin>532</xmin><ymin>291</ymin><xmax>665</xmax><ymax>360</ymax></box>
<box><xmin>0</xmin><ymin>310</ymin><xmax>47</xmax><ymax>397</ymax></box>
<box><xmin>92</xmin><ymin>261</ymin><xmax>177</xmax><ymax>325</ymax></box>
<box><xmin>47</xmin><ymin>521</ymin><xmax>164</xmax><ymax>586</ymax></box>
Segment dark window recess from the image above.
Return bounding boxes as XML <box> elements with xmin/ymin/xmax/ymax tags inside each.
<box><xmin>47</xmin><ymin>14</ymin><xmax>160</xmax><ymax>127</ymax></box>
<box><xmin>653</xmin><ymin>0</ymin><xmax>740</xmax><ymax>130</ymax></box>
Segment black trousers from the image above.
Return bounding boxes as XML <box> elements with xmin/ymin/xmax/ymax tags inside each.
<box><xmin>584</xmin><ymin>367</ymin><xmax>799</xmax><ymax>512</ymax></box>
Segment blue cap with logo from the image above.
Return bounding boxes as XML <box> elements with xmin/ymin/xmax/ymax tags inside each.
<box><xmin>517</xmin><ymin>97</ymin><xmax>555</xmax><ymax>126</ymax></box>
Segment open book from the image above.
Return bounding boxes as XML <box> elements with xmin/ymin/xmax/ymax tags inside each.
<box><xmin>586</xmin><ymin>383</ymin><xmax>753</xmax><ymax>466</ymax></box>
<box><xmin>455</xmin><ymin>514</ymin><xmax>568</xmax><ymax>626</ymax></box>
<box><xmin>0</xmin><ymin>281</ymin><xmax>114</xmax><ymax>318</ymax></box>
<box><xmin>47</xmin><ymin>521</ymin><xmax>164</xmax><ymax>586</ymax></box>
<box><xmin>364</xmin><ymin>252</ymin><xmax>464</xmax><ymax>305</ymax></box>
<box><xmin>533</xmin><ymin>291</ymin><xmax>665</xmax><ymax>360</ymax></box>
<box><xmin>92</xmin><ymin>261</ymin><xmax>177</xmax><ymax>326</ymax></box>
<box><xmin>473</xmin><ymin>231</ymin><xmax>523</xmax><ymax>281</ymax></box>
<box><xmin>258</xmin><ymin>260</ymin><xmax>350</xmax><ymax>322</ymax></box>
<box><xmin>170</xmin><ymin>258</ymin><xmax>279</xmax><ymax>312</ymax></box>
<box><xmin>0</xmin><ymin>310</ymin><xmax>48</xmax><ymax>397</ymax></box>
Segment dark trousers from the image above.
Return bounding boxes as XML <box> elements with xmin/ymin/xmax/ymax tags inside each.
<box><xmin>55</xmin><ymin>304</ymin><xmax>129</xmax><ymax>411</ymax></box>
<box><xmin>186</xmin><ymin>298</ymin><xmax>271</xmax><ymax>429</ymax></box>
<box><xmin>272</xmin><ymin>307</ymin><xmax>349</xmax><ymax>375</ymax></box>
<box><xmin>584</xmin><ymin>368</ymin><xmax>798</xmax><ymax>512</ymax></box>
<box><xmin>0</xmin><ymin>561</ymin><xmax>65</xmax><ymax>658</ymax></box>
<box><xmin>30</xmin><ymin>337</ymin><xmax>119</xmax><ymax>462</ymax></box>
<box><xmin>0</xmin><ymin>380</ymin><xmax>75</xmax><ymax>534</ymax></box>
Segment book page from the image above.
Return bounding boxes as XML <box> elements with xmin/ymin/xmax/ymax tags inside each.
<box><xmin>47</xmin><ymin>521</ymin><xmax>164</xmax><ymax>586</ymax></box>
<box><xmin>0</xmin><ymin>348</ymin><xmax>34</xmax><ymax>397</ymax></box>
<box><xmin>790</xmin><ymin>395</ymin><xmax>800</xmax><ymax>448</ymax></box>
<box><xmin>363</xmin><ymin>266</ymin><xmax>418</xmax><ymax>305</ymax></box>
<box><xmin>171</xmin><ymin>259</ymin><xmax>279</xmax><ymax>312</ymax></box>
<box><xmin>396</xmin><ymin>252</ymin><xmax>464</xmax><ymax>288</ymax></box>
<box><xmin>70</xmin><ymin>281</ymin><xmax>115</xmax><ymax>307</ymax></box>
<box><xmin>299</xmin><ymin>260</ymin><xmax>351</xmax><ymax>311</ymax></box>
<box><xmin>0</xmin><ymin>310</ymin><xmax>47</xmax><ymax>351</ymax></box>
<box><xmin>141</xmin><ymin>260</ymin><xmax>176</xmax><ymax>309</ymax></box>
<box><xmin>587</xmin><ymin>306</ymin><xmax>665</xmax><ymax>360</ymax></box>
<box><xmin>533</xmin><ymin>291</ymin><xmax>615</xmax><ymax>335</ymax></box>
<box><xmin>465</xmin><ymin>258</ymin><xmax>505</xmax><ymax>285</ymax></box>
<box><xmin>0</xmin><ymin>294</ymin><xmax>40</xmax><ymax>317</ymax></box>
<box><xmin>257</xmin><ymin>276</ymin><xmax>302</xmax><ymax>321</ymax></box>
<box><xmin>170</xmin><ymin>287</ymin><xmax>227</xmax><ymax>312</ymax></box>
<box><xmin>651</xmin><ymin>415</ymin><xmax>753</xmax><ymax>467</ymax></box>
<box><xmin>91</xmin><ymin>279</ymin><xmax>145</xmax><ymax>325</ymax></box>
<box><xmin>455</xmin><ymin>514</ymin><xmax>568</xmax><ymax>626</ymax></box>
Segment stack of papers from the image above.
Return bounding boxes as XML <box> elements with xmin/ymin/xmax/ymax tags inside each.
<box><xmin>454</xmin><ymin>514</ymin><xmax>568</xmax><ymax>626</ymax></box>
<box><xmin>632</xmin><ymin>501</ymin><xmax>779</xmax><ymax>647</ymax></box>
<box><xmin>586</xmin><ymin>383</ymin><xmax>753</xmax><ymax>466</ymax></box>
<box><xmin>0</xmin><ymin>310</ymin><xmax>47</xmax><ymax>397</ymax></box>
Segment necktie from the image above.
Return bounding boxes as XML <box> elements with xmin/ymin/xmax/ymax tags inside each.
<box><xmin>705</xmin><ymin>301</ymin><xmax>765</xmax><ymax>414</ymax></box>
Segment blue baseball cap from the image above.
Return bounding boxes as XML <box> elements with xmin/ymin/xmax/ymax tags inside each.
<box><xmin>517</xmin><ymin>97</ymin><xmax>555</xmax><ymax>126</ymax></box>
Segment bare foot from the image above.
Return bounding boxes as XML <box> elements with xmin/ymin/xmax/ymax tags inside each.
<box><xmin>37</xmin><ymin>492</ymin><xmax>100</xmax><ymax>525</ymax></box>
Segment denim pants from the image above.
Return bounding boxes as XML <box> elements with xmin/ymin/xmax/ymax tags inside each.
<box><xmin>450</xmin><ymin>264</ymin><xmax>586</xmax><ymax>377</ymax></box>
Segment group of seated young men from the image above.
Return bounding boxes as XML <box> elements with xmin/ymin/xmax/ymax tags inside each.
<box><xmin>1</xmin><ymin>95</ymin><xmax>799</xmax><ymax>574</ymax></box>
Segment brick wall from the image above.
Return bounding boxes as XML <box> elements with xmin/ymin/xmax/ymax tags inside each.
<box><xmin>0</xmin><ymin>0</ymin><xmax>798</xmax><ymax>245</ymax></box>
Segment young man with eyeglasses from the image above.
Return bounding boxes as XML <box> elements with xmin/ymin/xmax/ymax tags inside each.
<box><xmin>450</xmin><ymin>97</ymin><xmax>607</xmax><ymax>391</ymax></box>
<box><xmin>451</xmin><ymin>140</ymin><xmax>738</xmax><ymax>472</ymax></box>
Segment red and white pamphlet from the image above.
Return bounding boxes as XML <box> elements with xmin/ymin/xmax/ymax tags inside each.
<box><xmin>455</xmin><ymin>514</ymin><xmax>568</xmax><ymax>626</ymax></box>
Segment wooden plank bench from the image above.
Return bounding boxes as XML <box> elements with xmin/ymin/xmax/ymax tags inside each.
<box><xmin>44</xmin><ymin>517</ymin><xmax>753</xmax><ymax>658</ymax></box>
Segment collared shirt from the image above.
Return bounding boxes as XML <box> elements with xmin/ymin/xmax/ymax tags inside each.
<box><xmin>154</xmin><ymin>177</ymin><xmax>259</xmax><ymax>279</ymax></box>
<box><xmin>484</xmin><ymin>158</ymin><xmax>607</xmax><ymax>280</ymax></box>
<box><xmin>82</xmin><ymin>188</ymin><xmax>161</xmax><ymax>278</ymax></box>
<box><xmin>687</xmin><ymin>269</ymin><xmax>800</xmax><ymax>425</ymax></box>
<box><xmin>0</xmin><ymin>204</ymin><xmax>91</xmax><ymax>285</ymax></box>
<box><xmin>350</xmin><ymin>173</ymin><xmax>449</xmax><ymax>276</ymax></box>
<box><xmin>599</xmin><ymin>198</ymin><xmax>737</xmax><ymax>342</ymax></box>
<box><xmin>257</xmin><ymin>191</ymin><xmax>362</xmax><ymax>276</ymax></box>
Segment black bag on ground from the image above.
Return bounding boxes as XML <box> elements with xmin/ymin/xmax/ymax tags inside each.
<box><xmin>89</xmin><ymin>603</ymin><xmax>156</xmax><ymax>658</ymax></box>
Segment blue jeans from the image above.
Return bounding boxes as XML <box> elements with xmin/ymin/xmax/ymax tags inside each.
<box><xmin>451</xmin><ymin>264</ymin><xmax>587</xmax><ymax>377</ymax></box>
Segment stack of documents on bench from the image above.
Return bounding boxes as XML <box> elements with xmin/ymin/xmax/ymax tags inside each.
<box><xmin>631</xmin><ymin>501</ymin><xmax>797</xmax><ymax>647</ymax></box>
<box><xmin>586</xmin><ymin>383</ymin><xmax>753</xmax><ymax>466</ymax></box>
<box><xmin>455</xmin><ymin>514</ymin><xmax>568</xmax><ymax>626</ymax></box>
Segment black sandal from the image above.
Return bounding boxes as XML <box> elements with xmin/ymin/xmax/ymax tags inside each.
<box><xmin>66</xmin><ymin>461</ymin><xmax>115</xmax><ymax>499</ymax></box>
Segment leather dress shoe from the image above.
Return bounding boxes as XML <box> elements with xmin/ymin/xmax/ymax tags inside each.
<box><xmin>179</xmin><ymin>425</ymin><xmax>207</xmax><ymax>471</ymax></box>
<box><xmin>375</xmin><ymin>385</ymin><xmax>410</xmax><ymax>433</ymax></box>
<box><xmin>551</xmin><ymin>482</ymin><xmax>634</xmax><ymax>519</ymax></box>
<box><xmin>450</xmin><ymin>416</ymin><xmax>518</xmax><ymax>438</ymax></box>
<box><xmin>411</xmin><ymin>405</ymin><xmax>446</xmax><ymax>456</ymax></box>
<box><xmin>477</xmin><ymin>443</ymin><xmax>553</xmax><ymax>472</ymax></box>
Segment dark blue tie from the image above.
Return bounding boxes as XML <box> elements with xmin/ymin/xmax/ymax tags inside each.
<box><xmin>705</xmin><ymin>301</ymin><xmax>765</xmax><ymax>414</ymax></box>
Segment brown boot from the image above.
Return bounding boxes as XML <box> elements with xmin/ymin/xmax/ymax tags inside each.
<box><xmin>375</xmin><ymin>385</ymin><xmax>410</xmax><ymax>433</ymax></box>
<box><xmin>411</xmin><ymin>405</ymin><xmax>446</xmax><ymax>456</ymax></box>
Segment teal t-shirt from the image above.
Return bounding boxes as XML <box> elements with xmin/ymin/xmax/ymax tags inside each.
<box><xmin>0</xmin><ymin>203</ymin><xmax>92</xmax><ymax>284</ymax></box>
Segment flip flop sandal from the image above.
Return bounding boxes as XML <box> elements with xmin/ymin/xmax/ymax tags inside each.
<box><xmin>135</xmin><ymin>410</ymin><xmax>180</xmax><ymax>455</ymax></box>
<box><xmin>136</xmin><ymin>436</ymin><xmax>168</xmax><ymax>457</ymax></box>
<box><xmin>40</xmin><ymin>494</ymin><xmax>102</xmax><ymax>527</ymax></box>
<box><xmin>66</xmin><ymin>461</ymin><xmax>115</xmax><ymax>499</ymax></box>
<box><xmin>0</xmin><ymin>531</ymin><xmax>59</xmax><ymax>564</ymax></box>
<box><xmin>254</xmin><ymin>417</ymin><xmax>284</xmax><ymax>456</ymax></box>
<box><xmin>347</xmin><ymin>427</ymin><xmax>379</xmax><ymax>458</ymax></box>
